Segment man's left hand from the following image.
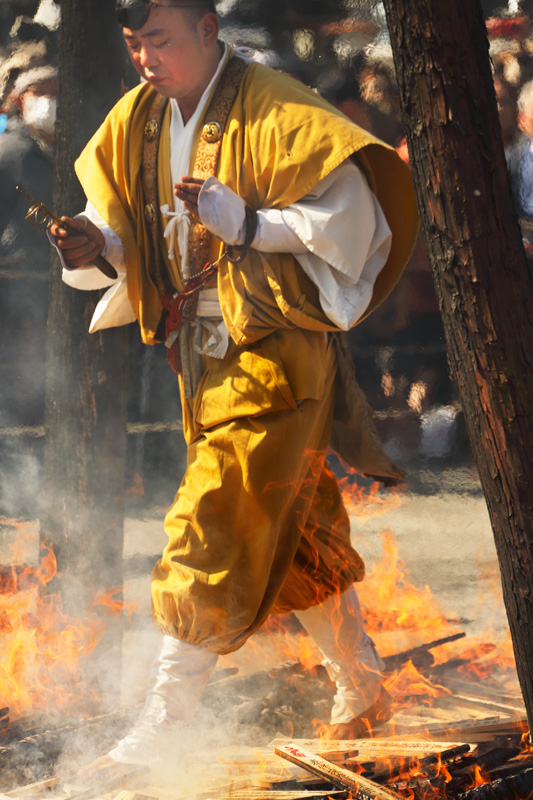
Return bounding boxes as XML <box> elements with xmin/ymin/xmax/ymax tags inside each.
<box><xmin>174</xmin><ymin>176</ymin><xmax>204</xmax><ymax>216</ymax></box>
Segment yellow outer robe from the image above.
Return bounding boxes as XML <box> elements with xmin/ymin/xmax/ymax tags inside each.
<box><xmin>75</xmin><ymin>59</ymin><xmax>418</xmax><ymax>654</ymax></box>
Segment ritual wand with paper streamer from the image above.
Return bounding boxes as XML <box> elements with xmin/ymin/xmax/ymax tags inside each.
<box><xmin>16</xmin><ymin>185</ymin><xmax>118</xmax><ymax>280</ymax></box>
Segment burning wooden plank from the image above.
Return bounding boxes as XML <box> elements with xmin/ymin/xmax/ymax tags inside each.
<box><xmin>382</xmin><ymin>633</ymin><xmax>466</xmax><ymax>672</ymax></box>
<box><xmin>275</xmin><ymin>743</ymin><xmax>403</xmax><ymax>800</ymax></box>
<box><xmin>402</xmin><ymin>715</ymin><xmax>529</xmax><ymax>742</ymax></box>
<box><xmin>369</xmin><ymin>743</ymin><xmax>471</xmax><ymax>783</ymax></box>
<box><xmin>271</xmin><ymin>737</ymin><xmax>473</xmax><ymax>760</ymax></box>
<box><xmin>455</xmin><ymin>766</ymin><xmax>533</xmax><ymax>799</ymax></box>
<box><xmin>196</xmin><ymin>792</ymin><xmax>347</xmax><ymax>800</ymax></box>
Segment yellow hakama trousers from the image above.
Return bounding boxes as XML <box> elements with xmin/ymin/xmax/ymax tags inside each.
<box><xmin>151</xmin><ymin>328</ymin><xmax>365</xmax><ymax>655</ymax></box>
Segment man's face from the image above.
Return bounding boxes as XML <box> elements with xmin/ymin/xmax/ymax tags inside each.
<box><xmin>123</xmin><ymin>6</ymin><xmax>219</xmax><ymax>103</ymax></box>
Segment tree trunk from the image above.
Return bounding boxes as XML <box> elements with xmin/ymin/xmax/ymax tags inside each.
<box><xmin>382</xmin><ymin>0</ymin><xmax>533</xmax><ymax>729</ymax></box>
<box><xmin>42</xmin><ymin>0</ymin><xmax>129</xmax><ymax>702</ymax></box>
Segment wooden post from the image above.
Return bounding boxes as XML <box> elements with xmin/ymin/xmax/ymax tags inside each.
<box><xmin>382</xmin><ymin>0</ymin><xmax>533</xmax><ymax>732</ymax></box>
<box><xmin>41</xmin><ymin>0</ymin><xmax>129</xmax><ymax>701</ymax></box>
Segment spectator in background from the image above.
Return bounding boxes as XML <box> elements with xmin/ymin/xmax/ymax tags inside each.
<box><xmin>494</xmin><ymin>75</ymin><xmax>530</xmax><ymax>218</ymax></box>
<box><xmin>507</xmin><ymin>78</ymin><xmax>533</xmax><ymax>221</ymax></box>
<box><xmin>358</xmin><ymin>58</ymin><xmax>404</xmax><ymax>148</ymax></box>
<box><xmin>316</xmin><ymin>50</ymin><xmax>404</xmax><ymax>148</ymax></box>
<box><xmin>318</xmin><ymin>55</ymin><xmax>456</xmax><ymax>463</ymax></box>
<box><xmin>498</xmin><ymin>77</ymin><xmax>533</xmax><ymax>276</ymax></box>
<box><xmin>0</xmin><ymin>56</ymin><xmax>56</xmax><ymax>260</ymax></box>
<box><xmin>0</xmin><ymin>54</ymin><xmax>56</xmax><ymax>443</ymax></box>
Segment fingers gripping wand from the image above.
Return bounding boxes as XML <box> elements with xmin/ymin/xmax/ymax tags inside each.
<box><xmin>16</xmin><ymin>185</ymin><xmax>118</xmax><ymax>280</ymax></box>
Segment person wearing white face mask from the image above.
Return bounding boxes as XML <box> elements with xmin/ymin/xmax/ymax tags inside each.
<box><xmin>0</xmin><ymin>63</ymin><xmax>57</xmax><ymax>257</ymax></box>
<box><xmin>13</xmin><ymin>66</ymin><xmax>58</xmax><ymax>147</ymax></box>
<box><xmin>0</xmin><ymin>62</ymin><xmax>57</xmax><ymax>467</ymax></box>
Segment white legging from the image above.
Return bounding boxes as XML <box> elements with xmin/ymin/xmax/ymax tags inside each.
<box><xmin>110</xmin><ymin>586</ymin><xmax>383</xmax><ymax>763</ymax></box>
<box><xmin>109</xmin><ymin>636</ymin><xmax>218</xmax><ymax>764</ymax></box>
<box><xmin>295</xmin><ymin>585</ymin><xmax>384</xmax><ymax>724</ymax></box>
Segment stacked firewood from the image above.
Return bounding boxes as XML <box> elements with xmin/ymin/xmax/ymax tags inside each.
<box><xmin>1</xmin><ymin>632</ymin><xmax>531</xmax><ymax>799</ymax></box>
<box><xmin>274</xmin><ymin>735</ymin><xmax>533</xmax><ymax>800</ymax></box>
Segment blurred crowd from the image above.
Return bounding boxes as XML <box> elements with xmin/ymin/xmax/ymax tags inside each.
<box><xmin>1</xmin><ymin>2</ymin><xmax>532</xmax><ymax>514</ymax></box>
<box><xmin>312</xmin><ymin>11</ymin><xmax>533</xmax><ymax>465</ymax></box>
<box><xmin>0</xmin><ymin>1</ymin><xmax>58</xmax><ymax>515</ymax></box>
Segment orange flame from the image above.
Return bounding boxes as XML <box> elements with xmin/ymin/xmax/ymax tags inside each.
<box><xmin>384</xmin><ymin>659</ymin><xmax>451</xmax><ymax>705</ymax></box>
<box><xmin>0</xmin><ymin>522</ymin><xmax>138</xmax><ymax>720</ymax></box>
<box><xmin>223</xmin><ymin>478</ymin><xmax>515</xmax><ymax>701</ymax></box>
<box><xmin>338</xmin><ymin>478</ymin><xmax>403</xmax><ymax>522</ymax></box>
<box><xmin>358</xmin><ymin>529</ymin><xmax>453</xmax><ymax>642</ymax></box>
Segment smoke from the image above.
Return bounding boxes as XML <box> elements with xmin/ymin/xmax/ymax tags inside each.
<box><xmin>0</xmin><ymin>440</ymin><xmax>43</xmax><ymax>518</ymax></box>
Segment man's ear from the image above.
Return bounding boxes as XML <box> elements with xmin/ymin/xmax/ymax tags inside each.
<box><xmin>200</xmin><ymin>12</ymin><xmax>219</xmax><ymax>48</ymax></box>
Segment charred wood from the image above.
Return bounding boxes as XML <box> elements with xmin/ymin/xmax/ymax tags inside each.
<box><xmin>370</xmin><ymin>744</ymin><xmax>472</xmax><ymax>784</ymax></box>
<box><xmin>455</xmin><ymin>766</ymin><xmax>533</xmax><ymax>799</ymax></box>
<box><xmin>275</xmin><ymin>744</ymin><xmax>403</xmax><ymax>800</ymax></box>
<box><xmin>475</xmin><ymin>748</ymin><xmax>522</xmax><ymax>775</ymax></box>
<box><xmin>383</xmin><ymin>633</ymin><xmax>466</xmax><ymax>672</ymax></box>
<box><xmin>0</xmin><ymin>708</ymin><xmax>136</xmax><ymax>791</ymax></box>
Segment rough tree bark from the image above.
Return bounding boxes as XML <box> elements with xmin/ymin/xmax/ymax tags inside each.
<box><xmin>382</xmin><ymin>0</ymin><xmax>533</xmax><ymax>729</ymax></box>
<box><xmin>42</xmin><ymin>0</ymin><xmax>129</xmax><ymax>700</ymax></box>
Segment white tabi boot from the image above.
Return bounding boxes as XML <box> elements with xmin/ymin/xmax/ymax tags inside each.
<box><xmin>109</xmin><ymin>635</ymin><xmax>218</xmax><ymax>765</ymax></box>
<box><xmin>294</xmin><ymin>585</ymin><xmax>392</xmax><ymax>738</ymax></box>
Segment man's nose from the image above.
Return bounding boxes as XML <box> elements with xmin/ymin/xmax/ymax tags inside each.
<box><xmin>139</xmin><ymin>45</ymin><xmax>158</xmax><ymax>70</ymax></box>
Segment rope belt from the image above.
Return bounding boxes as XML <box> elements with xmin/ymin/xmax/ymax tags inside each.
<box><xmin>162</xmin><ymin>259</ymin><xmax>219</xmax><ymax>375</ymax></box>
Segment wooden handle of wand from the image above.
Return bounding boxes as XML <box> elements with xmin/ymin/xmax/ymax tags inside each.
<box><xmin>16</xmin><ymin>185</ymin><xmax>118</xmax><ymax>280</ymax></box>
<box><xmin>59</xmin><ymin>218</ymin><xmax>118</xmax><ymax>280</ymax></box>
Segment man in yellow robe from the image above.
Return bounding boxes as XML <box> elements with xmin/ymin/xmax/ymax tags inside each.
<box><xmin>50</xmin><ymin>0</ymin><xmax>418</xmax><ymax>764</ymax></box>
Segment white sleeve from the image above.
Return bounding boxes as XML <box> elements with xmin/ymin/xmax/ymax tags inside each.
<box><xmin>61</xmin><ymin>203</ymin><xmax>135</xmax><ymax>333</ymax></box>
<box><xmin>280</xmin><ymin>160</ymin><xmax>392</xmax><ymax>330</ymax></box>
<box><xmin>198</xmin><ymin>161</ymin><xmax>392</xmax><ymax>330</ymax></box>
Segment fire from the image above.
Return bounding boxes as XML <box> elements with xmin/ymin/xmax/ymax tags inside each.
<box><xmin>384</xmin><ymin>659</ymin><xmax>451</xmax><ymax>707</ymax></box>
<box><xmin>357</xmin><ymin>529</ymin><xmax>453</xmax><ymax>643</ymax></box>
<box><xmin>0</xmin><ymin>520</ymin><xmax>138</xmax><ymax>720</ymax></box>
<box><xmin>223</xmin><ymin>478</ymin><xmax>515</xmax><ymax>697</ymax></box>
<box><xmin>338</xmin><ymin>478</ymin><xmax>403</xmax><ymax>523</ymax></box>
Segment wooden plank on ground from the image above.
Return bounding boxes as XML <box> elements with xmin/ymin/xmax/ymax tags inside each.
<box><xmin>212</xmin><ymin>792</ymin><xmax>347</xmax><ymax>800</ymax></box>
<box><xmin>439</xmin><ymin>677</ymin><xmax>524</xmax><ymax>708</ymax></box>
<box><xmin>3</xmin><ymin>764</ymin><xmax>148</xmax><ymax>800</ymax></box>
<box><xmin>402</xmin><ymin>715</ymin><xmax>528</xmax><ymax>741</ymax></box>
<box><xmin>271</xmin><ymin>737</ymin><xmax>472</xmax><ymax>759</ymax></box>
<box><xmin>108</xmin><ymin>792</ymin><xmax>160</xmax><ymax>800</ymax></box>
<box><xmin>275</xmin><ymin>743</ymin><xmax>403</xmax><ymax>800</ymax></box>
<box><xmin>1</xmin><ymin>774</ymin><xmax>80</xmax><ymax>799</ymax></box>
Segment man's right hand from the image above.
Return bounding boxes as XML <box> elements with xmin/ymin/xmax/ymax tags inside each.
<box><xmin>49</xmin><ymin>215</ymin><xmax>105</xmax><ymax>269</ymax></box>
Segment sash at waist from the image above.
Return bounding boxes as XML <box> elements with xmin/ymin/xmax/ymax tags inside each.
<box><xmin>197</xmin><ymin>287</ymin><xmax>222</xmax><ymax>317</ymax></box>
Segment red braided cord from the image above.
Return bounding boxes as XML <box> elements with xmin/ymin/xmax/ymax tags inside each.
<box><xmin>163</xmin><ymin>261</ymin><xmax>218</xmax><ymax>375</ymax></box>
